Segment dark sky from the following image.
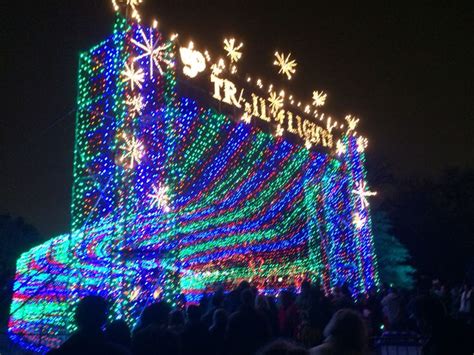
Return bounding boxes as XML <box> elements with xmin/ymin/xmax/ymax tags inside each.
<box><xmin>2</xmin><ymin>1</ymin><xmax>473</xmax><ymax>238</ymax></box>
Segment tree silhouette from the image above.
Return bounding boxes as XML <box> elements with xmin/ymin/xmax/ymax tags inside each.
<box><xmin>390</xmin><ymin>168</ymin><xmax>474</xmax><ymax>283</ymax></box>
<box><xmin>373</xmin><ymin>211</ymin><xmax>415</xmax><ymax>289</ymax></box>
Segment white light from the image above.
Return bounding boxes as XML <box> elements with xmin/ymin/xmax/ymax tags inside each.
<box><xmin>130</xmin><ymin>285</ymin><xmax>141</xmax><ymax>301</ymax></box>
<box><xmin>268</xmin><ymin>92</ymin><xmax>284</xmax><ymax>114</ymax></box>
<box><xmin>121</xmin><ymin>62</ymin><xmax>144</xmax><ymax>90</ymax></box>
<box><xmin>326</xmin><ymin>116</ymin><xmax>337</xmax><ymax>133</ymax></box>
<box><xmin>119</xmin><ymin>133</ymin><xmax>145</xmax><ymax>169</ymax></box>
<box><xmin>180</xmin><ymin>42</ymin><xmax>206</xmax><ymax>78</ymax></box>
<box><xmin>353</xmin><ymin>213</ymin><xmax>366</xmax><ymax>230</ymax></box>
<box><xmin>223</xmin><ymin>38</ymin><xmax>243</xmax><ymax>63</ymax></box>
<box><xmin>336</xmin><ymin>139</ymin><xmax>346</xmax><ymax>156</ymax></box>
<box><xmin>356</xmin><ymin>136</ymin><xmax>368</xmax><ymax>153</ymax></box>
<box><xmin>126</xmin><ymin>94</ymin><xmax>146</xmax><ymax>116</ymax></box>
<box><xmin>211</xmin><ymin>58</ymin><xmax>226</xmax><ymax>76</ymax></box>
<box><xmin>148</xmin><ymin>183</ymin><xmax>171</xmax><ymax>211</ymax></box>
<box><xmin>111</xmin><ymin>0</ymin><xmax>143</xmax><ymax>22</ymax></box>
<box><xmin>345</xmin><ymin>115</ymin><xmax>359</xmax><ymax>132</ymax></box>
<box><xmin>241</xmin><ymin>112</ymin><xmax>252</xmax><ymax>124</ymax></box>
<box><xmin>273</xmin><ymin>51</ymin><xmax>297</xmax><ymax>79</ymax></box>
<box><xmin>131</xmin><ymin>28</ymin><xmax>173</xmax><ymax>78</ymax></box>
<box><xmin>312</xmin><ymin>90</ymin><xmax>327</xmax><ymax>107</ymax></box>
<box><xmin>352</xmin><ymin>181</ymin><xmax>377</xmax><ymax>209</ymax></box>
<box><xmin>275</xmin><ymin>125</ymin><xmax>284</xmax><ymax>137</ymax></box>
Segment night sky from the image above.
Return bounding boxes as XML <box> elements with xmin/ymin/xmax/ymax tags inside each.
<box><xmin>2</xmin><ymin>1</ymin><xmax>473</xmax><ymax>238</ymax></box>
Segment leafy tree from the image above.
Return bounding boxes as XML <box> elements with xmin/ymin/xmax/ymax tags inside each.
<box><xmin>373</xmin><ymin>211</ymin><xmax>415</xmax><ymax>289</ymax></box>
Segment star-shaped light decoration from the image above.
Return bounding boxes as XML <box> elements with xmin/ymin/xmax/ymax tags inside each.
<box><xmin>275</xmin><ymin>125</ymin><xmax>284</xmax><ymax>137</ymax></box>
<box><xmin>122</xmin><ymin>62</ymin><xmax>144</xmax><ymax>90</ymax></box>
<box><xmin>223</xmin><ymin>38</ymin><xmax>243</xmax><ymax>63</ymax></box>
<box><xmin>312</xmin><ymin>90</ymin><xmax>327</xmax><ymax>107</ymax></box>
<box><xmin>268</xmin><ymin>91</ymin><xmax>284</xmax><ymax>114</ymax></box>
<box><xmin>273</xmin><ymin>51</ymin><xmax>297</xmax><ymax>80</ymax></box>
<box><xmin>356</xmin><ymin>136</ymin><xmax>368</xmax><ymax>153</ymax></box>
<box><xmin>352</xmin><ymin>180</ymin><xmax>377</xmax><ymax>209</ymax></box>
<box><xmin>345</xmin><ymin>115</ymin><xmax>359</xmax><ymax>133</ymax></box>
<box><xmin>352</xmin><ymin>213</ymin><xmax>366</xmax><ymax>230</ymax></box>
<box><xmin>112</xmin><ymin>0</ymin><xmax>143</xmax><ymax>21</ymax></box>
<box><xmin>119</xmin><ymin>133</ymin><xmax>145</xmax><ymax>169</ymax></box>
<box><xmin>132</xmin><ymin>28</ymin><xmax>173</xmax><ymax>78</ymax></box>
<box><xmin>148</xmin><ymin>183</ymin><xmax>171</xmax><ymax>212</ymax></box>
<box><xmin>126</xmin><ymin>94</ymin><xmax>146</xmax><ymax>116</ymax></box>
<box><xmin>305</xmin><ymin>140</ymin><xmax>312</xmax><ymax>150</ymax></box>
<box><xmin>336</xmin><ymin>139</ymin><xmax>346</xmax><ymax>156</ymax></box>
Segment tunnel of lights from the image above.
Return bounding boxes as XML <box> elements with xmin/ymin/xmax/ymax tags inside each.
<box><xmin>8</xmin><ymin>15</ymin><xmax>379</xmax><ymax>352</ymax></box>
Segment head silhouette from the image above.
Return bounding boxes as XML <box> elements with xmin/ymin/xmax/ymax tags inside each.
<box><xmin>255</xmin><ymin>294</ymin><xmax>270</xmax><ymax>310</ymax></box>
<box><xmin>240</xmin><ymin>289</ymin><xmax>254</xmax><ymax>307</ymax></box>
<box><xmin>237</xmin><ymin>280</ymin><xmax>251</xmax><ymax>291</ymax></box>
<box><xmin>169</xmin><ymin>309</ymin><xmax>185</xmax><ymax>327</ymax></box>
<box><xmin>74</xmin><ymin>295</ymin><xmax>108</xmax><ymax>331</ymax></box>
<box><xmin>140</xmin><ymin>301</ymin><xmax>171</xmax><ymax>328</ymax></box>
<box><xmin>323</xmin><ymin>309</ymin><xmax>367</xmax><ymax>352</ymax></box>
<box><xmin>411</xmin><ymin>295</ymin><xmax>446</xmax><ymax>330</ymax></box>
<box><xmin>186</xmin><ymin>304</ymin><xmax>201</xmax><ymax>323</ymax></box>
<box><xmin>212</xmin><ymin>308</ymin><xmax>228</xmax><ymax>328</ymax></box>
<box><xmin>105</xmin><ymin>319</ymin><xmax>131</xmax><ymax>348</ymax></box>
<box><xmin>279</xmin><ymin>290</ymin><xmax>294</xmax><ymax>309</ymax></box>
<box><xmin>300</xmin><ymin>280</ymin><xmax>311</xmax><ymax>293</ymax></box>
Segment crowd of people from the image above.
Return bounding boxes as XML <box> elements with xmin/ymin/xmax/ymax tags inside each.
<box><xmin>48</xmin><ymin>280</ymin><xmax>474</xmax><ymax>355</ymax></box>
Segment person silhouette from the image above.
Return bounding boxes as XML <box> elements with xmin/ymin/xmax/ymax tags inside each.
<box><xmin>132</xmin><ymin>301</ymin><xmax>180</xmax><ymax>355</ymax></box>
<box><xmin>48</xmin><ymin>295</ymin><xmax>129</xmax><ymax>354</ymax></box>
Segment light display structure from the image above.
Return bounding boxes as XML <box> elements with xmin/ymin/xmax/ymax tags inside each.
<box><xmin>8</xmin><ymin>14</ymin><xmax>379</xmax><ymax>353</ymax></box>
